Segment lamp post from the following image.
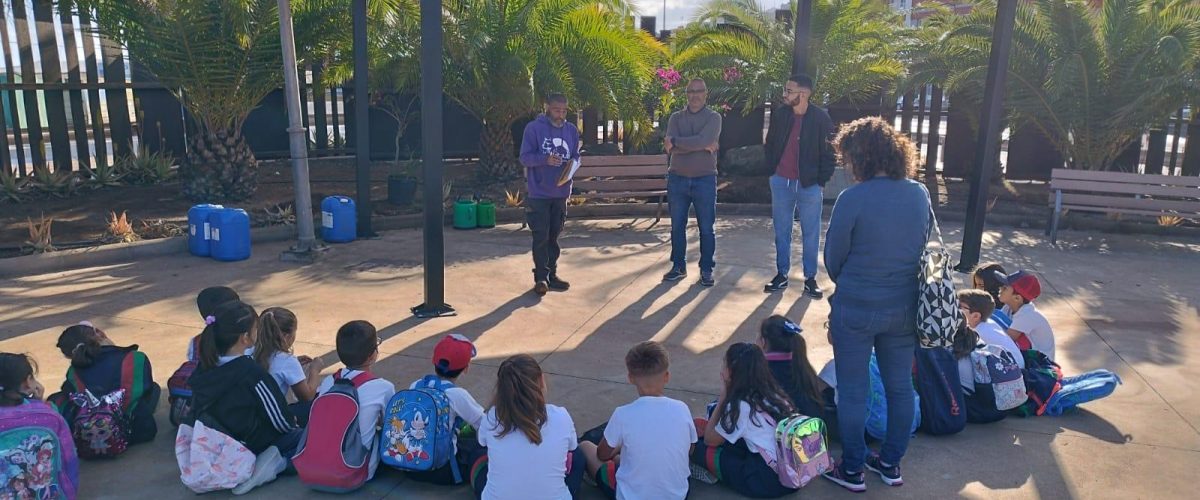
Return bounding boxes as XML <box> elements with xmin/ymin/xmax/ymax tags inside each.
<box><xmin>277</xmin><ymin>0</ymin><xmax>320</xmax><ymax>260</ymax></box>
<box><xmin>955</xmin><ymin>0</ymin><xmax>1018</xmax><ymax>272</ymax></box>
<box><xmin>353</xmin><ymin>0</ymin><xmax>375</xmax><ymax>238</ymax></box>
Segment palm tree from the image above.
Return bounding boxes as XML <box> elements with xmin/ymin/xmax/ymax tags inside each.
<box><xmin>441</xmin><ymin>0</ymin><xmax>666</xmax><ymax>181</ymax></box>
<box><xmin>65</xmin><ymin>0</ymin><xmax>348</xmax><ymax>201</ymax></box>
<box><xmin>671</xmin><ymin>0</ymin><xmax>906</xmax><ymax>114</ymax></box>
<box><xmin>908</xmin><ymin>0</ymin><xmax>1200</xmax><ymax>172</ymax></box>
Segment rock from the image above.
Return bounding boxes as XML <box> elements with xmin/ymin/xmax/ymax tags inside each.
<box><xmin>720</xmin><ymin>145</ymin><xmax>764</xmax><ymax>176</ymax></box>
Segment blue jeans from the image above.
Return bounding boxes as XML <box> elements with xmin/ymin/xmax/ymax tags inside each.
<box><xmin>668</xmin><ymin>173</ymin><xmax>717</xmax><ymax>274</ymax></box>
<box><xmin>769</xmin><ymin>175</ymin><xmax>822</xmax><ymax>279</ymax></box>
<box><xmin>829</xmin><ymin>297</ymin><xmax>917</xmax><ymax>473</ymax></box>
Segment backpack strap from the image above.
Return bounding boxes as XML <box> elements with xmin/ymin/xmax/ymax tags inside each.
<box><xmin>67</xmin><ymin>366</ymin><xmax>86</xmax><ymax>394</ymax></box>
<box><xmin>334</xmin><ymin>369</ymin><xmax>377</xmax><ymax>388</ymax></box>
<box><xmin>119</xmin><ymin>351</ymin><xmax>149</xmax><ymax>414</ymax></box>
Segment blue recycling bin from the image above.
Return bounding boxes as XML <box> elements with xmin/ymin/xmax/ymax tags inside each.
<box><xmin>187</xmin><ymin>204</ymin><xmax>224</xmax><ymax>257</ymax></box>
<box><xmin>208</xmin><ymin>208</ymin><xmax>251</xmax><ymax>262</ymax></box>
<box><xmin>321</xmin><ymin>196</ymin><xmax>357</xmax><ymax>243</ymax></box>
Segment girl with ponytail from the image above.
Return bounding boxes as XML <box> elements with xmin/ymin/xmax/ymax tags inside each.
<box><xmin>251</xmin><ymin>307</ymin><xmax>322</xmax><ymax>403</ymax></box>
<box><xmin>474</xmin><ymin>354</ymin><xmax>585</xmax><ymax>499</ymax></box>
<box><xmin>758</xmin><ymin>315</ymin><xmax>832</xmax><ymax>421</ymax></box>
<box><xmin>51</xmin><ymin>322</ymin><xmax>161</xmax><ymax>444</ymax></box>
<box><xmin>0</xmin><ymin>353</ymin><xmax>79</xmax><ymax>499</ymax></box>
<box><xmin>189</xmin><ymin>300</ymin><xmax>302</xmax><ymax>495</ymax></box>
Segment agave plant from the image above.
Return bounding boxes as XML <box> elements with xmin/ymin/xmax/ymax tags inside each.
<box><xmin>65</xmin><ymin>0</ymin><xmax>350</xmax><ymax>201</ymax></box>
<box><xmin>28</xmin><ymin>165</ymin><xmax>79</xmax><ymax>198</ymax></box>
<box><xmin>440</xmin><ymin>0</ymin><xmax>665</xmax><ymax>181</ymax></box>
<box><xmin>907</xmin><ymin>0</ymin><xmax>1200</xmax><ymax>172</ymax></box>
<box><xmin>26</xmin><ymin>214</ymin><xmax>55</xmax><ymax>253</ymax></box>
<box><xmin>0</xmin><ymin>168</ymin><xmax>28</xmax><ymax>203</ymax></box>
<box><xmin>117</xmin><ymin>144</ymin><xmax>177</xmax><ymax>185</ymax></box>
<box><xmin>672</xmin><ymin>0</ymin><xmax>906</xmax><ymax>114</ymax></box>
<box><xmin>86</xmin><ymin>161</ymin><xmax>125</xmax><ymax>189</ymax></box>
<box><xmin>104</xmin><ymin>211</ymin><xmax>140</xmax><ymax>243</ymax></box>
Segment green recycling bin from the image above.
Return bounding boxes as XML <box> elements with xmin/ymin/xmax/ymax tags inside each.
<box><xmin>453</xmin><ymin>198</ymin><xmax>478</xmax><ymax>229</ymax></box>
<box><xmin>476</xmin><ymin>199</ymin><xmax>496</xmax><ymax>228</ymax></box>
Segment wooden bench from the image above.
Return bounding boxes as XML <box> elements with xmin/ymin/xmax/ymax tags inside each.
<box><xmin>571</xmin><ymin>154</ymin><xmax>669</xmax><ymax>221</ymax></box>
<box><xmin>1048</xmin><ymin>168</ymin><xmax>1200</xmax><ymax>244</ymax></box>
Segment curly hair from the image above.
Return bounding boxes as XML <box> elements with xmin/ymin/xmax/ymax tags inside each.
<box><xmin>833</xmin><ymin>117</ymin><xmax>917</xmax><ymax>182</ymax></box>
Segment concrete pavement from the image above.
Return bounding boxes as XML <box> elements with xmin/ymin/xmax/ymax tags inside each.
<box><xmin>1</xmin><ymin>215</ymin><xmax>1197</xmax><ymax>499</ymax></box>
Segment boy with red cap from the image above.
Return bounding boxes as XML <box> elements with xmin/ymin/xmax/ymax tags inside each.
<box><xmin>405</xmin><ymin>334</ymin><xmax>487</xmax><ymax>485</ymax></box>
<box><xmin>996</xmin><ymin>270</ymin><xmax>1056</xmax><ymax>361</ymax></box>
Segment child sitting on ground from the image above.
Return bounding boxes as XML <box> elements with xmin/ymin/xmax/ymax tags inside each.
<box><xmin>579</xmin><ymin>341</ymin><xmax>696</xmax><ymax>500</ymax></box>
<box><xmin>474</xmin><ymin>354</ymin><xmax>584</xmax><ymax>499</ymax></box>
<box><xmin>405</xmin><ymin>334</ymin><xmax>486</xmax><ymax>485</ymax></box>
<box><xmin>758</xmin><ymin>315</ymin><xmax>833</xmax><ymax>423</ymax></box>
<box><xmin>957</xmin><ymin>290</ymin><xmax>1024</xmax><ymax>372</ymax></box>
<box><xmin>692</xmin><ymin>342</ymin><xmax>798</xmax><ymax>498</ymax></box>
<box><xmin>0</xmin><ymin>353</ymin><xmax>79</xmax><ymax>499</ymax></box>
<box><xmin>187</xmin><ymin>300</ymin><xmax>301</xmax><ymax>495</ymax></box>
<box><xmin>312</xmin><ymin>320</ymin><xmax>396</xmax><ymax>482</ymax></box>
<box><xmin>51</xmin><ymin>322</ymin><xmax>161</xmax><ymax>444</ymax></box>
<box><xmin>187</xmin><ymin>286</ymin><xmax>241</xmax><ymax>362</ymax></box>
<box><xmin>995</xmin><ymin>270</ymin><xmax>1055</xmax><ymax>360</ymax></box>
<box><xmin>251</xmin><ymin>307</ymin><xmax>323</xmax><ymax>419</ymax></box>
<box><xmin>971</xmin><ymin>262</ymin><xmax>1012</xmax><ymax>328</ymax></box>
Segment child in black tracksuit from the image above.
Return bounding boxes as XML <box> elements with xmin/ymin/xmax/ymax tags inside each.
<box><xmin>187</xmin><ymin>300</ymin><xmax>301</xmax><ymax>495</ymax></box>
<box><xmin>51</xmin><ymin>322</ymin><xmax>161</xmax><ymax>444</ymax></box>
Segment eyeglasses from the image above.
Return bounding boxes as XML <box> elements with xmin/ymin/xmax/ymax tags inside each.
<box><xmin>783</xmin><ymin>88</ymin><xmax>810</xmax><ymax>96</ymax></box>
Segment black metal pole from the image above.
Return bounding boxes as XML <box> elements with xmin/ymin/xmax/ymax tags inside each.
<box><xmin>412</xmin><ymin>0</ymin><xmax>455</xmax><ymax>318</ymax></box>
<box><xmin>956</xmin><ymin>0</ymin><xmax>1018</xmax><ymax>272</ymax></box>
<box><xmin>791</xmin><ymin>0</ymin><xmax>813</xmax><ymax>76</ymax></box>
<box><xmin>353</xmin><ymin>0</ymin><xmax>375</xmax><ymax>237</ymax></box>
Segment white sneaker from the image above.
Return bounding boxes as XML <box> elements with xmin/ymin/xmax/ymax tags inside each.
<box><xmin>689</xmin><ymin>463</ymin><xmax>718</xmax><ymax>485</ymax></box>
<box><xmin>232</xmin><ymin>446</ymin><xmax>286</xmax><ymax>495</ymax></box>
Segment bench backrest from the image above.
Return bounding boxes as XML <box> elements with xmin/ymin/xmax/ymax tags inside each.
<box><xmin>1050</xmin><ymin>168</ymin><xmax>1200</xmax><ymax>216</ymax></box>
<box><xmin>571</xmin><ymin>155</ymin><xmax>669</xmax><ymax>197</ymax></box>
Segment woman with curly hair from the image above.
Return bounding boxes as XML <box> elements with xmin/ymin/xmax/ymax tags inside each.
<box><xmin>821</xmin><ymin>117</ymin><xmax>932</xmax><ymax>492</ymax></box>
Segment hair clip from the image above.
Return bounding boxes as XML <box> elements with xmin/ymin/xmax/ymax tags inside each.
<box><xmin>783</xmin><ymin>320</ymin><xmax>802</xmax><ymax>336</ymax></box>
<box><xmin>204</xmin><ymin>315</ymin><xmax>217</xmax><ymax>326</ymax></box>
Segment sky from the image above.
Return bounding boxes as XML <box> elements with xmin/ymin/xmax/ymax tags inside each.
<box><xmin>633</xmin><ymin>1</ymin><xmax>789</xmax><ymax>31</ymax></box>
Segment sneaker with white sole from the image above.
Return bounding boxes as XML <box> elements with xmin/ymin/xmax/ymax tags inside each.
<box><xmin>232</xmin><ymin>446</ymin><xmax>286</xmax><ymax>495</ymax></box>
<box><xmin>689</xmin><ymin>463</ymin><xmax>718</xmax><ymax>485</ymax></box>
<box><xmin>865</xmin><ymin>453</ymin><xmax>903</xmax><ymax>486</ymax></box>
<box><xmin>822</xmin><ymin>462</ymin><xmax>866</xmax><ymax>493</ymax></box>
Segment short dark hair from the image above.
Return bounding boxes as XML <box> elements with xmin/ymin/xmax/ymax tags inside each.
<box><xmin>957</xmin><ymin>289</ymin><xmax>996</xmax><ymax>319</ymax></box>
<box><xmin>197</xmin><ymin>286</ymin><xmax>239</xmax><ymax>318</ymax></box>
<box><xmin>435</xmin><ymin>365</ymin><xmax>465</xmax><ymax>379</ymax></box>
<box><xmin>336</xmin><ymin>320</ymin><xmax>378</xmax><ymax>369</ymax></box>
<box><xmin>546</xmin><ymin>93</ymin><xmax>568</xmax><ymax>105</ymax></box>
<box><xmin>834</xmin><ymin>117</ymin><xmax>917</xmax><ymax>181</ymax></box>
<box><xmin>625</xmin><ymin>341</ymin><xmax>669</xmax><ymax>378</ymax></box>
<box><xmin>788</xmin><ymin>74</ymin><xmax>814</xmax><ymax>90</ymax></box>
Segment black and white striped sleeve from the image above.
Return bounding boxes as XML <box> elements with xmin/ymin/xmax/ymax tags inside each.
<box><xmin>253</xmin><ymin>380</ymin><xmax>296</xmax><ymax>433</ymax></box>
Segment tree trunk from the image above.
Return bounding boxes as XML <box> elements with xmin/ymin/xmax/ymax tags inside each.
<box><xmin>478</xmin><ymin>119</ymin><xmax>517</xmax><ymax>182</ymax></box>
<box><xmin>182</xmin><ymin>127</ymin><xmax>258</xmax><ymax>201</ymax></box>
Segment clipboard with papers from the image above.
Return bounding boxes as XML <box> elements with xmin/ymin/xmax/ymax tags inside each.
<box><xmin>556</xmin><ymin>158</ymin><xmax>581</xmax><ymax>186</ymax></box>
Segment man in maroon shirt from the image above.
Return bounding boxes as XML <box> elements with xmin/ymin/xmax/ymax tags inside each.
<box><xmin>762</xmin><ymin>74</ymin><xmax>836</xmax><ymax>297</ymax></box>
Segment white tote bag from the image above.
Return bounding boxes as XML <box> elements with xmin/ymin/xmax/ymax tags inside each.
<box><xmin>916</xmin><ymin>205</ymin><xmax>963</xmax><ymax>348</ymax></box>
<box><xmin>175</xmin><ymin>420</ymin><xmax>255</xmax><ymax>493</ymax></box>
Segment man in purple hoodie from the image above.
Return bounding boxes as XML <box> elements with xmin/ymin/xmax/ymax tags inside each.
<box><xmin>519</xmin><ymin>93</ymin><xmax>580</xmax><ymax>296</ymax></box>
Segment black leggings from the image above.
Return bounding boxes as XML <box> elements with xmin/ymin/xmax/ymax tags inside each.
<box><xmin>691</xmin><ymin>439</ymin><xmax>796</xmax><ymax>498</ymax></box>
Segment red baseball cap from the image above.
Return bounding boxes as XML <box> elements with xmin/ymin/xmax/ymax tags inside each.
<box><xmin>433</xmin><ymin>334</ymin><xmax>476</xmax><ymax>372</ymax></box>
<box><xmin>994</xmin><ymin>270</ymin><xmax>1041</xmax><ymax>302</ymax></box>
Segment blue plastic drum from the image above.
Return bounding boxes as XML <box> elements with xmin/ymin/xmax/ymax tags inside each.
<box><xmin>187</xmin><ymin>204</ymin><xmax>223</xmax><ymax>257</ymax></box>
<box><xmin>321</xmin><ymin>196</ymin><xmax>357</xmax><ymax>243</ymax></box>
<box><xmin>208</xmin><ymin>208</ymin><xmax>251</xmax><ymax>262</ymax></box>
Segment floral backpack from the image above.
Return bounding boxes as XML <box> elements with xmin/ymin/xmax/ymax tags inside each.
<box><xmin>64</xmin><ymin>353</ymin><xmax>139</xmax><ymax>459</ymax></box>
<box><xmin>772</xmin><ymin>415</ymin><xmax>832</xmax><ymax>489</ymax></box>
<box><xmin>0</xmin><ymin>400</ymin><xmax>80</xmax><ymax>499</ymax></box>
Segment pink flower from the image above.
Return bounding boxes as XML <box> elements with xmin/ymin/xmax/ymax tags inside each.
<box><xmin>723</xmin><ymin>66</ymin><xmax>742</xmax><ymax>82</ymax></box>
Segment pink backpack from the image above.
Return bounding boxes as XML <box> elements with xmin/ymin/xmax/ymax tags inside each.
<box><xmin>0</xmin><ymin>400</ymin><xmax>80</xmax><ymax>499</ymax></box>
<box><xmin>293</xmin><ymin>371</ymin><xmax>377</xmax><ymax>492</ymax></box>
<box><xmin>772</xmin><ymin>415</ymin><xmax>832</xmax><ymax>489</ymax></box>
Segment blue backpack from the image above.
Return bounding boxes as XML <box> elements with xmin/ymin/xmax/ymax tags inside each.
<box><xmin>1044</xmin><ymin>369</ymin><xmax>1121</xmax><ymax>416</ymax></box>
<box><xmin>912</xmin><ymin>347</ymin><xmax>966</xmax><ymax>436</ymax></box>
<box><xmin>866</xmin><ymin>353</ymin><xmax>921</xmax><ymax>440</ymax></box>
<box><xmin>379</xmin><ymin>375</ymin><xmax>461</xmax><ymax>483</ymax></box>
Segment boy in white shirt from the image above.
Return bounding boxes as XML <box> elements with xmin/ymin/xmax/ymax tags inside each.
<box><xmin>313</xmin><ymin>320</ymin><xmax>396</xmax><ymax>481</ymax></box>
<box><xmin>580</xmin><ymin>341</ymin><xmax>697</xmax><ymax>500</ymax></box>
<box><xmin>995</xmin><ymin>270</ymin><xmax>1056</xmax><ymax>360</ymax></box>
<box><xmin>405</xmin><ymin>334</ymin><xmax>487</xmax><ymax>485</ymax></box>
<box><xmin>957</xmin><ymin>290</ymin><xmax>1025</xmax><ymax>389</ymax></box>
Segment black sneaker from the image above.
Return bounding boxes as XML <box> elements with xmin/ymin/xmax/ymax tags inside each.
<box><xmin>533</xmin><ymin>281</ymin><xmax>549</xmax><ymax>296</ymax></box>
<box><xmin>547</xmin><ymin>275</ymin><xmax>570</xmax><ymax>291</ymax></box>
<box><xmin>865</xmin><ymin>453</ymin><xmax>903</xmax><ymax>487</ymax></box>
<box><xmin>822</xmin><ymin>462</ymin><xmax>866</xmax><ymax>493</ymax></box>
<box><xmin>804</xmin><ymin>278</ymin><xmax>824</xmax><ymax>299</ymax></box>
<box><xmin>764</xmin><ymin>273</ymin><xmax>789</xmax><ymax>292</ymax></box>
<box><xmin>662</xmin><ymin>268</ymin><xmax>687</xmax><ymax>282</ymax></box>
<box><xmin>699</xmin><ymin>272</ymin><xmax>714</xmax><ymax>287</ymax></box>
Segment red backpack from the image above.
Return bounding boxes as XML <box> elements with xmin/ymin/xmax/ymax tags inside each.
<box><xmin>293</xmin><ymin>371</ymin><xmax>377</xmax><ymax>492</ymax></box>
